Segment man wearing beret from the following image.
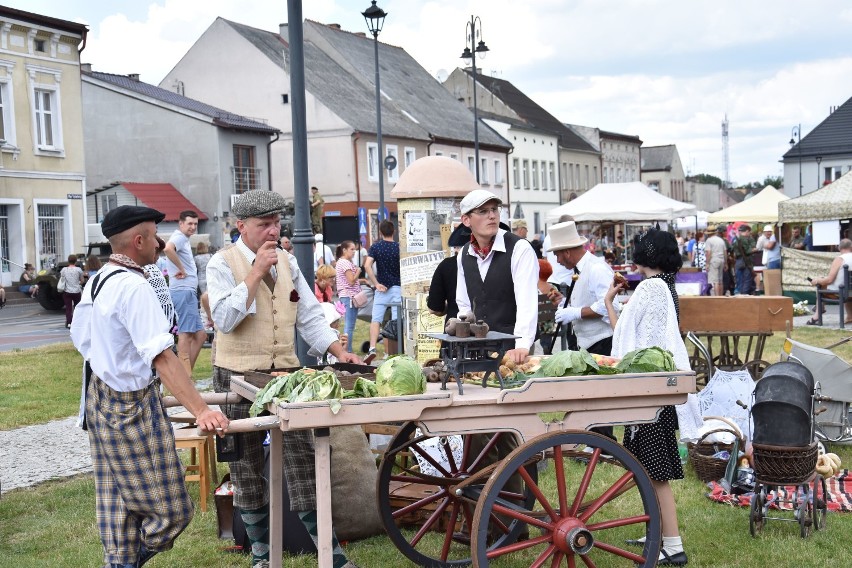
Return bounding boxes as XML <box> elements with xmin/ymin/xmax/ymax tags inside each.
<box><xmin>207</xmin><ymin>190</ymin><xmax>360</xmax><ymax>568</ymax></box>
<box><xmin>71</xmin><ymin>205</ymin><xmax>230</xmax><ymax>568</ymax></box>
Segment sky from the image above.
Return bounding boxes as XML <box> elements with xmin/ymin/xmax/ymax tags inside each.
<box><xmin>9</xmin><ymin>0</ymin><xmax>852</xmax><ymax>188</ymax></box>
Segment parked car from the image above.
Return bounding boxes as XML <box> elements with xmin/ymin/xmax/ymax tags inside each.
<box><xmin>34</xmin><ymin>242</ymin><xmax>112</xmax><ymax>311</ymax></box>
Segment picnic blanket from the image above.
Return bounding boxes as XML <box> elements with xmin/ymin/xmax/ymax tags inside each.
<box><xmin>706</xmin><ymin>469</ymin><xmax>852</xmax><ymax>512</ymax></box>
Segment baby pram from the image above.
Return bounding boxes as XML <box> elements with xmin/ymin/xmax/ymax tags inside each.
<box><xmin>747</xmin><ymin>361</ymin><xmax>829</xmax><ymax>538</ymax></box>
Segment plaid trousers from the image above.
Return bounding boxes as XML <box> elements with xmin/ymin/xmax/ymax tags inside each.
<box><xmin>86</xmin><ymin>375</ymin><xmax>193</xmax><ymax>565</ymax></box>
<box><xmin>214</xmin><ymin>366</ymin><xmax>317</xmax><ymax>511</ymax></box>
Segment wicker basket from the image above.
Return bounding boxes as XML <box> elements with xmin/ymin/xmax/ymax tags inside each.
<box><xmin>687</xmin><ymin>416</ymin><xmax>745</xmax><ymax>483</ymax></box>
<box><xmin>752</xmin><ymin>442</ymin><xmax>818</xmax><ymax>485</ymax></box>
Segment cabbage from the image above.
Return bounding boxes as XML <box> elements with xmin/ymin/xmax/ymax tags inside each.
<box><xmin>343</xmin><ymin>377</ymin><xmax>379</xmax><ymax>399</ymax></box>
<box><xmin>249</xmin><ymin>369</ymin><xmax>344</xmax><ymax>416</ymax></box>
<box><xmin>375</xmin><ymin>355</ymin><xmax>427</xmax><ymax>397</ymax></box>
<box><xmin>534</xmin><ymin>349</ymin><xmax>600</xmax><ymax>377</ymax></box>
<box><xmin>615</xmin><ymin>347</ymin><xmax>676</xmax><ymax>373</ymax></box>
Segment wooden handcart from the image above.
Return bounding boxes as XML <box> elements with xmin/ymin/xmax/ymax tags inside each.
<box><xmin>221</xmin><ymin>368</ymin><xmax>694</xmax><ymax>568</ymax></box>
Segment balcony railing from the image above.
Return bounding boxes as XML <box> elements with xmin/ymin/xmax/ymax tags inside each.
<box><xmin>231</xmin><ymin>166</ymin><xmax>263</xmax><ymax>193</ymax></box>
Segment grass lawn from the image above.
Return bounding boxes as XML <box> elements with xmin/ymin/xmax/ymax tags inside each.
<box><xmin>2</xmin><ymin>323</ymin><xmax>852</xmax><ymax>567</ymax></box>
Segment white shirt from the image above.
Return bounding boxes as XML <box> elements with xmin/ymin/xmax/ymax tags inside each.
<box><xmin>542</xmin><ymin>233</ymin><xmax>574</xmax><ymax>286</ymax></box>
<box><xmin>455</xmin><ymin>229</ymin><xmax>539</xmax><ymax>350</ymax></box>
<box><xmin>206</xmin><ymin>237</ymin><xmax>338</xmax><ymax>357</ymax></box>
<box><xmin>570</xmin><ymin>252</ymin><xmax>619</xmax><ymax>349</ymax></box>
<box><xmin>70</xmin><ymin>265</ymin><xmax>174</xmax><ymax>392</ymax></box>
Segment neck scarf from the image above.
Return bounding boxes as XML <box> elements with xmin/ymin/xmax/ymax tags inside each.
<box><xmin>109</xmin><ymin>254</ymin><xmax>148</xmax><ymax>278</ymax></box>
<box><xmin>470</xmin><ymin>233</ymin><xmax>496</xmax><ymax>259</ymax></box>
<box><xmin>651</xmin><ymin>272</ymin><xmax>679</xmax><ymax>322</ymax></box>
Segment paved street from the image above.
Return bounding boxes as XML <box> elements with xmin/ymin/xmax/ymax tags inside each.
<box><xmin>0</xmin><ymin>301</ymin><xmax>69</xmax><ymax>352</ymax></box>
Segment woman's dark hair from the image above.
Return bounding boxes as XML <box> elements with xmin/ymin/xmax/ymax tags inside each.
<box><xmin>632</xmin><ymin>228</ymin><xmax>682</xmax><ymax>273</ymax></box>
<box><xmin>68</xmin><ymin>254</ymin><xmax>78</xmax><ymax>264</ymax></box>
<box><xmin>335</xmin><ymin>240</ymin><xmax>354</xmax><ymax>259</ymax></box>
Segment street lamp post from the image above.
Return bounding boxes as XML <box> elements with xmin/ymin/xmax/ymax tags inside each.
<box><xmin>816</xmin><ymin>156</ymin><xmax>823</xmax><ymax>190</ymax></box>
<box><xmin>461</xmin><ymin>15</ymin><xmax>489</xmax><ymax>184</ymax></box>
<box><xmin>789</xmin><ymin>124</ymin><xmax>802</xmax><ymax>196</ymax></box>
<box><xmin>363</xmin><ymin>0</ymin><xmax>387</xmax><ymax>221</ymax></box>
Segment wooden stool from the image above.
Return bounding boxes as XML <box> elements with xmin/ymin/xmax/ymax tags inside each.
<box><xmin>173</xmin><ymin>426</ymin><xmax>217</xmax><ymax>512</ymax></box>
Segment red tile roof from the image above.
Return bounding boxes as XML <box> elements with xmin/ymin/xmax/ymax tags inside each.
<box><xmin>121</xmin><ymin>183</ymin><xmax>209</xmax><ymax>221</ymax></box>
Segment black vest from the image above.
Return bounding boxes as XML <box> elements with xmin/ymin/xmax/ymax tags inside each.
<box><xmin>461</xmin><ymin>232</ymin><xmax>520</xmax><ymax>334</ymax></box>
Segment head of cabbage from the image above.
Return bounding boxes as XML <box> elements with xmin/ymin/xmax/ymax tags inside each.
<box><xmin>375</xmin><ymin>355</ymin><xmax>427</xmax><ymax>397</ymax></box>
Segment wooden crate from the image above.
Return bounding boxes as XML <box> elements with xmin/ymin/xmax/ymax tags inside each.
<box><xmin>679</xmin><ymin>296</ymin><xmax>793</xmax><ymax>333</ymax></box>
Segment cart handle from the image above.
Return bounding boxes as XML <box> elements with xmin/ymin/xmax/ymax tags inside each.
<box><xmin>199</xmin><ymin>416</ymin><xmax>280</xmax><ymax>436</ymax></box>
<box><xmin>161</xmin><ymin>392</ymin><xmax>245</xmax><ymax>408</ymax></box>
<box><xmin>685</xmin><ymin>331</ymin><xmax>714</xmax><ymax>378</ymax></box>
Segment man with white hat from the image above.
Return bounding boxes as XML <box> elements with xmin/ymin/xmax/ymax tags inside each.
<box><xmin>511</xmin><ymin>218</ymin><xmax>528</xmax><ymax>240</ymax></box>
<box><xmin>549</xmin><ymin>220</ymin><xmax>621</xmax><ymax>439</ymax></box>
<box><xmin>757</xmin><ymin>224</ymin><xmax>781</xmax><ymax>270</ymax></box>
<box><xmin>456</xmin><ymin>189</ymin><xmax>539</xmax><ymax>364</ymax></box>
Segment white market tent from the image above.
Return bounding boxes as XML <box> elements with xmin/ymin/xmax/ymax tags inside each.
<box><xmin>546</xmin><ymin>182</ymin><xmax>697</xmax><ymax>222</ymax></box>
<box><xmin>674</xmin><ymin>210</ymin><xmax>710</xmax><ymax>231</ymax></box>
<box><xmin>778</xmin><ymin>170</ymin><xmax>852</xmax><ymax>223</ymax></box>
<box><xmin>707</xmin><ymin>185</ymin><xmax>789</xmax><ymax>224</ymax></box>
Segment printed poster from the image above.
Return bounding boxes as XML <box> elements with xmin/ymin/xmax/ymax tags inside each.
<box><xmin>406</xmin><ymin>212</ymin><xmax>427</xmax><ymax>252</ymax></box>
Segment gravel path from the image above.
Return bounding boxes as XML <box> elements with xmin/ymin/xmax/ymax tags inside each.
<box><xmin>0</xmin><ymin>378</ymin><xmax>213</xmax><ymax>495</ymax></box>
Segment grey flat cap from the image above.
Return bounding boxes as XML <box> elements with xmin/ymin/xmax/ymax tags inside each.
<box><xmin>231</xmin><ymin>190</ymin><xmax>287</xmax><ymax>219</ymax></box>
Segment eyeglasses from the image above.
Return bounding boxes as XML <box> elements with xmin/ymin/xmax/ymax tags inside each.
<box><xmin>469</xmin><ymin>206</ymin><xmax>499</xmax><ymax>216</ymax></box>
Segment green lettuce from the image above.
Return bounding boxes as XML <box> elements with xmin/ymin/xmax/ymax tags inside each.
<box><xmin>614</xmin><ymin>347</ymin><xmax>677</xmax><ymax>373</ymax></box>
<box><xmin>342</xmin><ymin>377</ymin><xmax>379</xmax><ymax>399</ymax></box>
<box><xmin>534</xmin><ymin>349</ymin><xmax>600</xmax><ymax>377</ymax></box>
<box><xmin>249</xmin><ymin>369</ymin><xmax>344</xmax><ymax>416</ymax></box>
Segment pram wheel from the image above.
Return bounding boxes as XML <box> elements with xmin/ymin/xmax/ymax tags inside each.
<box><xmin>749</xmin><ymin>483</ymin><xmax>765</xmax><ymax>537</ymax></box>
<box><xmin>812</xmin><ymin>475</ymin><xmax>828</xmax><ymax>531</ymax></box>
<box><xmin>798</xmin><ymin>483</ymin><xmax>814</xmax><ymax>538</ymax></box>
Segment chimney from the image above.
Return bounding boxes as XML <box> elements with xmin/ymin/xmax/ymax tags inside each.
<box><xmin>354</xmin><ymin>32</ymin><xmax>366</xmax><ymax>37</ymax></box>
<box><xmin>328</xmin><ymin>23</ymin><xmax>341</xmax><ymax>30</ymax></box>
<box><xmin>127</xmin><ymin>73</ymin><xmax>140</xmax><ymax>81</ymax></box>
<box><xmin>81</xmin><ymin>63</ymin><xmax>92</xmax><ymax>73</ymax></box>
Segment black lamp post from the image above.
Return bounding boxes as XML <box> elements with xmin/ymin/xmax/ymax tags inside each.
<box><xmin>363</xmin><ymin>0</ymin><xmax>387</xmax><ymax>221</ymax></box>
<box><xmin>461</xmin><ymin>15</ymin><xmax>489</xmax><ymax>183</ymax></box>
<box><xmin>789</xmin><ymin>124</ymin><xmax>802</xmax><ymax>196</ymax></box>
<box><xmin>816</xmin><ymin>156</ymin><xmax>823</xmax><ymax>190</ymax></box>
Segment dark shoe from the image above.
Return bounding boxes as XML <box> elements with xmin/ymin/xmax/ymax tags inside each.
<box><xmin>364</xmin><ymin>348</ymin><xmax>377</xmax><ymax>364</ymax></box>
<box><xmin>806</xmin><ymin>319</ymin><xmax>820</xmax><ymax>326</ymax></box>
<box><xmin>658</xmin><ymin>550</ymin><xmax>688</xmax><ymax>566</ymax></box>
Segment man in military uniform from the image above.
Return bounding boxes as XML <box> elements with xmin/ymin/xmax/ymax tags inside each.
<box><xmin>309</xmin><ymin>186</ymin><xmax>324</xmax><ymax>234</ymax></box>
<box><xmin>732</xmin><ymin>224</ymin><xmax>756</xmax><ymax>295</ymax></box>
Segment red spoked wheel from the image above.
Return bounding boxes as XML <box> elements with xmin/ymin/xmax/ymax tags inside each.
<box><xmin>376</xmin><ymin>421</ymin><xmax>537</xmax><ymax>567</ymax></box>
<box><xmin>471</xmin><ymin>431</ymin><xmax>661</xmax><ymax>567</ymax></box>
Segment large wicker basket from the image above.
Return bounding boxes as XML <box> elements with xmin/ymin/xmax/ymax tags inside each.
<box><xmin>687</xmin><ymin>416</ymin><xmax>745</xmax><ymax>483</ymax></box>
<box><xmin>752</xmin><ymin>442</ymin><xmax>818</xmax><ymax>485</ymax></box>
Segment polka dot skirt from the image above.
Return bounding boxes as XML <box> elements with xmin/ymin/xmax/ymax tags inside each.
<box><xmin>623</xmin><ymin>405</ymin><xmax>684</xmax><ymax>481</ymax></box>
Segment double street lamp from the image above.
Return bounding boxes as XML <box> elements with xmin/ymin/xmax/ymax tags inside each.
<box><xmin>461</xmin><ymin>15</ymin><xmax>489</xmax><ymax>184</ymax></box>
<box><xmin>789</xmin><ymin>124</ymin><xmax>802</xmax><ymax>196</ymax></box>
<box><xmin>363</xmin><ymin>0</ymin><xmax>387</xmax><ymax>221</ymax></box>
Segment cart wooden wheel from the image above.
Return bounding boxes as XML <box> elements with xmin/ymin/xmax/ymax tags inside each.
<box><xmin>470</xmin><ymin>431</ymin><xmax>661</xmax><ymax>567</ymax></box>
<box><xmin>749</xmin><ymin>483</ymin><xmax>765</xmax><ymax>537</ymax></box>
<box><xmin>740</xmin><ymin>359</ymin><xmax>771</xmax><ymax>380</ymax></box>
<box><xmin>813</xmin><ymin>475</ymin><xmax>828</xmax><ymax>531</ymax></box>
<box><xmin>798</xmin><ymin>483</ymin><xmax>814</xmax><ymax>538</ymax></box>
<box><xmin>376</xmin><ymin>421</ymin><xmax>537</xmax><ymax>567</ymax></box>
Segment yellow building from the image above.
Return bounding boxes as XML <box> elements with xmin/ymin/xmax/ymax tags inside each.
<box><xmin>0</xmin><ymin>7</ymin><xmax>87</xmax><ymax>285</ymax></box>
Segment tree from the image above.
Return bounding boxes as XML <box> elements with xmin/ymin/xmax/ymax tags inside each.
<box><xmin>762</xmin><ymin>175</ymin><xmax>783</xmax><ymax>189</ymax></box>
<box><xmin>690</xmin><ymin>173</ymin><xmax>722</xmax><ymax>186</ymax></box>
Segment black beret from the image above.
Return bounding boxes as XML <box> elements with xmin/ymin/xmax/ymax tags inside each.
<box><xmin>101</xmin><ymin>205</ymin><xmax>165</xmax><ymax>238</ymax></box>
<box><xmin>448</xmin><ymin>223</ymin><xmax>471</xmax><ymax>247</ymax></box>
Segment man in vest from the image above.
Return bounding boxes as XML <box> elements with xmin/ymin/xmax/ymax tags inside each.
<box><xmin>550</xmin><ymin>220</ymin><xmax>621</xmax><ymax>440</ymax></box>
<box><xmin>456</xmin><ymin>189</ymin><xmax>539</xmax><ymax>363</ymax></box>
<box><xmin>207</xmin><ymin>190</ymin><xmax>360</xmax><ymax>568</ymax></box>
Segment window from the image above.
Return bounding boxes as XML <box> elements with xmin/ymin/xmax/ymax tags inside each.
<box><xmin>493</xmin><ymin>159</ymin><xmax>503</xmax><ymax>185</ymax></box>
<box><xmin>480</xmin><ymin>158</ymin><xmax>489</xmax><ymax>184</ymax></box>
<box><xmin>27</xmin><ymin>65</ymin><xmax>64</xmax><ymax>155</ymax></box>
<box><xmin>449</xmin><ymin>152</ymin><xmax>459</xmax><ymax>161</ymax></box>
<box><xmin>101</xmin><ymin>194</ymin><xmax>117</xmax><ymax>217</ymax></box>
<box><xmin>435</xmin><ymin>151</ymin><xmax>444</xmax><ymax>156</ymax></box>
<box><xmin>593</xmin><ymin>166</ymin><xmax>599</xmax><ymax>184</ymax></box>
<box><xmin>549</xmin><ymin>162</ymin><xmax>556</xmax><ymax>190</ymax></box>
<box><xmin>585</xmin><ymin>165</ymin><xmax>590</xmax><ymax>189</ymax></box>
<box><xmin>522</xmin><ymin>160</ymin><xmax>529</xmax><ymax>189</ymax></box>
<box><xmin>367</xmin><ymin>142</ymin><xmax>379</xmax><ymax>181</ymax></box>
<box><xmin>0</xmin><ymin>77</ymin><xmax>14</xmax><ymax>144</ymax></box>
<box><xmin>467</xmin><ymin>156</ymin><xmax>475</xmax><ymax>175</ymax></box>
<box><xmin>561</xmin><ymin>162</ymin><xmax>567</xmax><ymax>189</ymax></box>
<box><xmin>34</xmin><ymin>39</ymin><xmax>46</xmax><ymax>53</ymax></box>
<box><xmin>232</xmin><ymin>145</ymin><xmax>260</xmax><ymax>192</ymax></box>
<box><xmin>512</xmin><ymin>158</ymin><xmax>520</xmax><ymax>188</ymax></box>
<box><xmin>37</xmin><ymin>203</ymin><xmax>65</xmax><ymax>270</ymax></box>
<box><xmin>533</xmin><ymin>212</ymin><xmax>541</xmax><ymax>235</ymax></box>
<box><xmin>386</xmin><ymin>145</ymin><xmax>399</xmax><ymax>182</ymax></box>
<box><xmin>404</xmin><ymin>147</ymin><xmax>415</xmax><ymax>168</ymax></box>
<box><xmin>0</xmin><ymin>204</ymin><xmax>8</xmax><ymax>273</ymax></box>
<box><xmin>531</xmin><ymin>161</ymin><xmax>539</xmax><ymax>190</ymax></box>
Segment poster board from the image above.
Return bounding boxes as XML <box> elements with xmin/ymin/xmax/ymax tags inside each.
<box><xmin>813</xmin><ymin>220</ymin><xmax>840</xmax><ymax>247</ymax></box>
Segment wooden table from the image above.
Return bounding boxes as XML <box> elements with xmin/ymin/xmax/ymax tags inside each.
<box><xmin>225</xmin><ymin>370</ymin><xmax>695</xmax><ymax>568</ymax></box>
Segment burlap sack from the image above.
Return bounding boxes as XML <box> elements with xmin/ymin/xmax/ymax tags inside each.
<box><xmin>330</xmin><ymin>425</ymin><xmax>384</xmax><ymax>541</ymax></box>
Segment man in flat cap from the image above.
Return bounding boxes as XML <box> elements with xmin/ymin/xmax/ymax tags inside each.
<box><xmin>71</xmin><ymin>205</ymin><xmax>229</xmax><ymax>568</ymax></box>
<box><xmin>207</xmin><ymin>190</ymin><xmax>360</xmax><ymax>568</ymax></box>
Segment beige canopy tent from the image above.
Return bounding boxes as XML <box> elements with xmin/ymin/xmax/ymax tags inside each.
<box><xmin>707</xmin><ymin>185</ymin><xmax>789</xmax><ymax>224</ymax></box>
<box><xmin>778</xmin><ymin>170</ymin><xmax>852</xmax><ymax>223</ymax></box>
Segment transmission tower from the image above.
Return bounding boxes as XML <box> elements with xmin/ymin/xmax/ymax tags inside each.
<box><xmin>721</xmin><ymin>114</ymin><xmax>730</xmax><ymax>189</ymax></box>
